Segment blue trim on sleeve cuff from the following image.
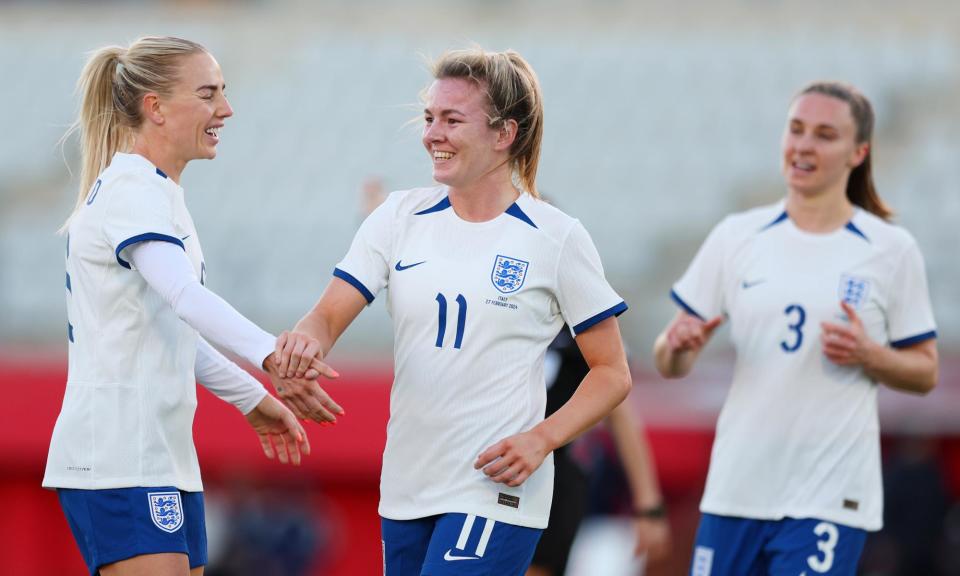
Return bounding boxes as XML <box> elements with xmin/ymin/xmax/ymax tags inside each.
<box><xmin>333</xmin><ymin>268</ymin><xmax>375</xmax><ymax>303</ymax></box>
<box><xmin>572</xmin><ymin>301</ymin><xmax>628</xmax><ymax>335</ymax></box>
<box><xmin>890</xmin><ymin>330</ymin><xmax>937</xmax><ymax>349</ymax></box>
<box><xmin>115</xmin><ymin>233</ymin><xmax>185</xmax><ymax>269</ymax></box>
<box><xmin>670</xmin><ymin>289</ymin><xmax>706</xmax><ymax>321</ymax></box>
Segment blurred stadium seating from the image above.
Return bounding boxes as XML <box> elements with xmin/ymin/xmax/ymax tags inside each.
<box><xmin>1</xmin><ymin>1</ymin><xmax>958</xmax><ymax>574</ymax></box>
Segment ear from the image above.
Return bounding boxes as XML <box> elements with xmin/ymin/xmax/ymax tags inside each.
<box><xmin>142</xmin><ymin>92</ymin><xmax>165</xmax><ymax>126</ymax></box>
<box><xmin>849</xmin><ymin>142</ymin><xmax>869</xmax><ymax>168</ymax></box>
<box><xmin>494</xmin><ymin>118</ymin><xmax>518</xmax><ymax>152</ymax></box>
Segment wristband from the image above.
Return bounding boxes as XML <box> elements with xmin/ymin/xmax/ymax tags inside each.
<box><xmin>633</xmin><ymin>503</ymin><xmax>667</xmax><ymax>519</ymax></box>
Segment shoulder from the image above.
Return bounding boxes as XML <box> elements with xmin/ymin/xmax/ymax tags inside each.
<box><xmin>386</xmin><ymin>185</ymin><xmax>450</xmax><ymax>216</ymax></box>
<box><xmin>515</xmin><ymin>194</ymin><xmax>582</xmax><ymax>247</ymax></box>
<box><xmin>99</xmin><ymin>154</ymin><xmax>176</xmax><ymax>206</ymax></box>
<box><xmin>722</xmin><ymin>201</ymin><xmax>786</xmax><ymax>235</ymax></box>
<box><xmin>849</xmin><ymin>209</ymin><xmax>920</xmax><ymax>255</ymax></box>
<box><xmin>700</xmin><ymin>201</ymin><xmax>785</xmax><ymax>249</ymax></box>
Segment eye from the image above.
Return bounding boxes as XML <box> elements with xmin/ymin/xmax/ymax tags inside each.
<box><xmin>424</xmin><ymin>115</ymin><xmax>434</xmax><ymax>125</ymax></box>
<box><xmin>447</xmin><ymin>118</ymin><xmax>461</xmax><ymax>125</ymax></box>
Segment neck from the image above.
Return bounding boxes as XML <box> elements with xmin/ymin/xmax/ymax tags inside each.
<box><xmin>448</xmin><ymin>165</ymin><xmax>520</xmax><ymax>222</ymax></box>
<box><xmin>785</xmin><ymin>185</ymin><xmax>854</xmax><ymax>233</ymax></box>
<box><xmin>131</xmin><ymin>133</ymin><xmax>185</xmax><ymax>184</ymax></box>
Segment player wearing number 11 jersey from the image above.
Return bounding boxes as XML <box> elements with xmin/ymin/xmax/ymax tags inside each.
<box><xmin>275</xmin><ymin>48</ymin><xmax>632</xmax><ymax>575</ymax></box>
<box><xmin>654</xmin><ymin>83</ymin><xmax>938</xmax><ymax>575</ymax></box>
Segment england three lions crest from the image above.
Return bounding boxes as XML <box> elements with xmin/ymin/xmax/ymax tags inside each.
<box><xmin>839</xmin><ymin>274</ymin><xmax>870</xmax><ymax>309</ymax></box>
<box><xmin>148</xmin><ymin>491</ymin><xmax>184</xmax><ymax>533</ymax></box>
<box><xmin>491</xmin><ymin>255</ymin><xmax>529</xmax><ymax>294</ymax></box>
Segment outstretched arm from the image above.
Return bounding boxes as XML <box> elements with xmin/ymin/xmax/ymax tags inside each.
<box><xmin>194</xmin><ymin>337</ymin><xmax>310</xmax><ymax>464</ymax></box>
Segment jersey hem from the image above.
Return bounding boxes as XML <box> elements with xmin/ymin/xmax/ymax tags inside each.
<box><xmin>42</xmin><ymin>476</ymin><xmax>203</xmax><ymax>492</ymax></box>
<box><xmin>333</xmin><ymin>267</ymin><xmax>375</xmax><ymax>303</ymax></box>
<box><xmin>699</xmin><ymin>503</ymin><xmax>881</xmax><ymax>532</ymax></box>
<box><xmin>670</xmin><ymin>288</ymin><xmax>706</xmax><ymax>321</ymax></box>
<box><xmin>115</xmin><ymin>233</ymin><xmax>185</xmax><ymax>269</ymax></box>
<box><xmin>378</xmin><ymin>503</ymin><xmax>548</xmax><ymax>529</ymax></box>
<box><xmin>890</xmin><ymin>330</ymin><xmax>937</xmax><ymax>349</ymax></box>
<box><xmin>571</xmin><ymin>301</ymin><xmax>628</xmax><ymax>334</ymax></box>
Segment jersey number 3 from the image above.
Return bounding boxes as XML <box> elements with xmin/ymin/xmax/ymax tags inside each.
<box><xmin>780</xmin><ymin>304</ymin><xmax>806</xmax><ymax>353</ymax></box>
<box><xmin>435</xmin><ymin>293</ymin><xmax>467</xmax><ymax>349</ymax></box>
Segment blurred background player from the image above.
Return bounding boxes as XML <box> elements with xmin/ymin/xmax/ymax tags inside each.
<box><xmin>654</xmin><ymin>81</ymin><xmax>939</xmax><ymax>575</ymax></box>
<box><xmin>527</xmin><ymin>326</ymin><xmax>671</xmax><ymax>576</ymax></box>
<box><xmin>43</xmin><ymin>36</ymin><xmax>338</xmax><ymax>576</ymax></box>
<box><xmin>275</xmin><ymin>47</ymin><xmax>632</xmax><ymax>575</ymax></box>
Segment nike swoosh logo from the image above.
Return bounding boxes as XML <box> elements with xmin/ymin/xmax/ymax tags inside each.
<box><xmin>395</xmin><ymin>260</ymin><xmax>426</xmax><ymax>271</ymax></box>
<box><xmin>741</xmin><ymin>279</ymin><xmax>766</xmax><ymax>289</ymax></box>
<box><xmin>181</xmin><ymin>235</ymin><xmax>191</xmax><ymax>241</ymax></box>
<box><xmin>443</xmin><ymin>550</ymin><xmax>479</xmax><ymax>561</ymax></box>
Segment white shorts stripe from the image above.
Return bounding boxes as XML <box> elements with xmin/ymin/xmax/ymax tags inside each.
<box><xmin>476</xmin><ymin>517</ymin><xmax>496</xmax><ymax>557</ymax></box>
<box><xmin>456</xmin><ymin>514</ymin><xmax>476</xmax><ymax>550</ymax></box>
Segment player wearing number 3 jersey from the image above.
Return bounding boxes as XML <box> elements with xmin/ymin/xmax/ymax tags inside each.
<box><xmin>654</xmin><ymin>82</ymin><xmax>938</xmax><ymax>575</ymax></box>
<box><xmin>276</xmin><ymin>47</ymin><xmax>632</xmax><ymax>575</ymax></box>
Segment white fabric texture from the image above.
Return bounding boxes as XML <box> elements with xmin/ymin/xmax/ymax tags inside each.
<box><xmin>129</xmin><ymin>240</ymin><xmax>275</xmax><ymax>371</ymax></box>
<box><xmin>672</xmin><ymin>201</ymin><xmax>937</xmax><ymax>531</ymax></box>
<box><xmin>336</xmin><ymin>186</ymin><xmax>625</xmax><ymax>529</ymax></box>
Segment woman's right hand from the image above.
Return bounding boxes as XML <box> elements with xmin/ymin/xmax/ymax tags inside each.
<box><xmin>275</xmin><ymin>330</ymin><xmax>337</xmax><ymax>379</ymax></box>
<box><xmin>664</xmin><ymin>312</ymin><xmax>723</xmax><ymax>353</ymax></box>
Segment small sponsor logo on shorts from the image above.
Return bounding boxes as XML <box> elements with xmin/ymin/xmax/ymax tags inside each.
<box><xmin>148</xmin><ymin>491</ymin><xmax>184</xmax><ymax>533</ymax></box>
<box><xmin>443</xmin><ymin>549</ymin><xmax>480</xmax><ymax>561</ymax></box>
<box><xmin>693</xmin><ymin>546</ymin><xmax>714</xmax><ymax>576</ymax></box>
<box><xmin>843</xmin><ymin>498</ymin><xmax>859</xmax><ymax>511</ymax></box>
<box><xmin>497</xmin><ymin>493</ymin><xmax>520</xmax><ymax>508</ymax></box>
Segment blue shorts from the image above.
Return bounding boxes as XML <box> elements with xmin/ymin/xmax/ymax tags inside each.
<box><xmin>691</xmin><ymin>513</ymin><xmax>867</xmax><ymax>576</ymax></box>
<box><xmin>381</xmin><ymin>513</ymin><xmax>542</xmax><ymax>576</ymax></box>
<box><xmin>58</xmin><ymin>487</ymin><xmax>207</xmax><ymax>576</ymax></box>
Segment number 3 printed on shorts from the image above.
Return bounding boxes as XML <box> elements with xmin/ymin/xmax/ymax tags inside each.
<box><xmin>806</xmin><ymin>521</ymin><xmax>838</xmax><ymax>573</ymax></box>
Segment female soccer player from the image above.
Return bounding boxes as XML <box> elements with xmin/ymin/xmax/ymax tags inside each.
<box><xmin>43</xmin><ymin>37</ymin><xmax>337</xmax><ymax>576</ymax></box>
<box><xmin>275</xmin><ymin>47</ymin><xmax>632</xmax><ymax>575</ymax></box>
<box><xmin>654</xmin><ymin>82</ymin><xmax>938</xmax><ymax>575</ymax></box>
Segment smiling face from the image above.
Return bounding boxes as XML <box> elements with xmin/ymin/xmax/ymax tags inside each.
<box><xmin>781</xmin><ymin>92</ymin><xmax>868</xmax><ymax>198</ymax></box>
<box><xmin>159</xmin><ymin>51</ymin><xmax>233</xmax><ymax>165</ymax></box>
<box><xmin>422</xmin><ymin>77</ymin><xmax>510</xmax><ymax>191</ymax></box>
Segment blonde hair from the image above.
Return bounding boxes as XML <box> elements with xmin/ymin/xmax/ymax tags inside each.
<box><xmin>430</xmin><ymin>48</ymin><xmax>544</xmax><ymax>198</ymax></box>
<box><xmin>60</xmin><ymin>36</ymin><xmax>207</xmax><ymax>232</ymax></box>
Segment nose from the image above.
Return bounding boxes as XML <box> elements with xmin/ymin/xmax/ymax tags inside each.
<box><xmin>423</xmin><ymin>120</ymin><xmax>444</xmax><ymax>143</ymax></box>
<box><xmin>219</xmin><ymin>95</ymin><xmax>234</xmax><ymax>119</ymax></box>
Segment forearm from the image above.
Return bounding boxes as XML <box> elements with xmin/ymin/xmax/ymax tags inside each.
<box><xmin>607</xmin><ymin>401</ymin><xmax>662</xmax><ymax>509</ymax></box>
<box><xmin>130</xmin><ymin>241</ymin><xmax>274</xmax><ymax>368</ymax></box>
<box><xmin>653</xmin><ymin>331</ymin><xmax>697</xmax><ymax>378</ymax></box>
<box><xmin>864</xmin><ymin>341</ymin><xmax>938</xmax><ymax>394</ymax></box>
<box><xmin>534</xmin><ymin>362</ymin><xmax>631</xmax><ymax>452</ymax></box>
<box><xmin>195</xmin><ymin>337</ymin><xmax>268</xmax><ymax>414</ymax></box>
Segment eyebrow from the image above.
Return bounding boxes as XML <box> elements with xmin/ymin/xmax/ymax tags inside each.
<box><xmin>424</xmin><ymin>107</ymin><xmax>465</xmax><ymax>116</ymax></box>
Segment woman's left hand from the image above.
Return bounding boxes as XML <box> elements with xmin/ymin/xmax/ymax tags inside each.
<box><xmin>475</xmin><ymin>430</ymin><xmax>550</xmax><ymax>488</ymax></box>
<box><xmin>244</xmin><ymin>394</ymin><xmax>311</xmax><ymax>465</ymax></box>
<box><xmin>820</xmin><ymin>301</ymin><xmax>879</xmax><ymax>367</ymax></box>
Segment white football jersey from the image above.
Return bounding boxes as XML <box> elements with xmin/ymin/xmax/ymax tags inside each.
<box><xmin>336</xmin><ymin>186</ymin><xmax>625</xmax><ymax>528</ymax></box>
<box><xmin>673</xmin><ymin>201</ymin><xmax>936</xmax><ymax>531</ymax></box>
<box><xmin>44</xmin><ymin>153</ymin><xmax>207</xmax><ymax>491</ymax></box>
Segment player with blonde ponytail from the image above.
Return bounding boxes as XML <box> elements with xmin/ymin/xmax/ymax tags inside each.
<box><xmin>45</xmin><ymin>36</ymin><xmax>338</xmax><ymax>576</ymax></box>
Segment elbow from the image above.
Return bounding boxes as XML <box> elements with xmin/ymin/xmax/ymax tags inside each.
<box><xmin>917</xmin><ymin>368</ymin><xmax>939</xmax><ymax>395</ymax></box>
<box><xmin>613</xmin><ymin>363</ymin><xmax>633</xmax><ymax>403</ymax></box>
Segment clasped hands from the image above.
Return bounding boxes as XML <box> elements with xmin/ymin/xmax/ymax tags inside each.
<box><xmin>263</xmin><ymin>330</ymin><xmax>344</xmax><ymax>424</ymax></box>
